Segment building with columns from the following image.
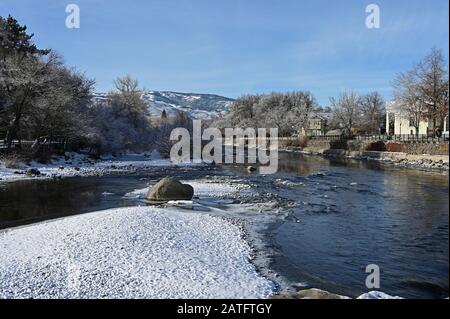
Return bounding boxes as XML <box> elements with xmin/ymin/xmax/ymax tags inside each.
<box><xmin>385</xmin><ymin>101</ymin><xmax>449</xmax><ymax>136</ymax></box>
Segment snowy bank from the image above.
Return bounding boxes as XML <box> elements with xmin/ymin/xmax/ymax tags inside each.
<box><xmin>0</xmin><ymin>152</ymin><xmax>198</xmax><ymax>183</ymax></box>
<box><xmin>0</xmin><ymin>207</ymin><xmax>274</xmax><ymax>299</ymax></box>
<box><xmin>124</xmin><ymin>178</ymin><xmax>251</xmax><ymax>200</ymax></box>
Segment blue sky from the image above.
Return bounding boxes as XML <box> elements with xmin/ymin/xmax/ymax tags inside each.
<box><xmin>1</xmin><ymin>0</ymin><xmax>448</xmax><ymax>105</ymax></box>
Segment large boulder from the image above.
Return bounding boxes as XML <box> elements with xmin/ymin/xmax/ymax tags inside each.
<box><xmin>26</xmin><ymin>168</ymin><xmax>41</xmax><ymax>176</ymax></box>
<box><xmin>146</xmin><ymin>178</ymin><xmax>194</xmax><ymax>202</ymax></box>
<box><xmin>247</xmin><ymin>166</ymin><xmax>257</xmax><ymax>172</ymax></box>
<box><xmin>271</xmin><ymin>288</ymin><xmax>349</xmax><ymax>299</ymax></box>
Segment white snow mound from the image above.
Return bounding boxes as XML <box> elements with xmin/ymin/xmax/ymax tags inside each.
<box><xmin>357</xmin><ymin>291</ymin><xmax>403</xmax><ymax>299</ymax></box>
<box><xmin>0</xmin><ymin>207</ymin><xmax>274</xmax><ymax>299</ymax></box>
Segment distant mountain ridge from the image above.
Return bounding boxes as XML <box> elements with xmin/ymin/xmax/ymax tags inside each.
<box><xmin>93</xmin><ymin>91</ymin><xmax>234</xmax><ymax>120</ymax></box>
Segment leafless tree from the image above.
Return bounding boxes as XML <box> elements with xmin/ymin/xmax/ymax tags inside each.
<box><xmin>360</xmin><ymin>91</ymin><xmax>385</xmax><ymax>134</ymax></box>
<box><xmin>113</xmin><ymin>74</ymin><xmax>140</xmax><ymax>94</ymax></box>
<box><xmin>392</xmin><ymin>70</ymin><xmax>427</xmax><ymax>135</ymax></box>
<box><xmin>108</xmin><ymin>75</ymin><xmax>149</xmax><ymax>128</ymax></box>
<box><xmin>329</xmin><ymin>91</ymin><xmax>362</xmax><ymax>136</ymax></box>
<box><xmin>416</xmin><ymin>49</ymin><xmax>449</xmax><ymax>132</ymax></box>
<box><xmin>154</xmin><ymin>110</ymin><xmax>193</xmax><ymax>158</ymax></box>
<box><xmin>88</xmin><ymin>75</ymin><xmax>153</xmax><ymax>153</ymax></box>
<box><xmin>393</xmin><ymin>48</ymin><xmax>449</xmax><ymax>135</ymax></box>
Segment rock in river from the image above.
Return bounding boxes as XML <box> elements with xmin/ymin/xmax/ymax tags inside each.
<box><xmin>26</xmin><ymin>168</ymin><xmax>41</xmax><ymax>176</ymax></box>
<box><xmin>271</xmin><ymin>288</ymin><xmax>349</xmax><ymax>299</ymax></box>
<box><xmin>146</xmin><ymin>177</ymin><xmax>194</xmax><ymax>202</ymax></box>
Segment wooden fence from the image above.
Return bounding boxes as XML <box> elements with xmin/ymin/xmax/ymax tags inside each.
<box><xmin>0</xmin><ymin>136</ymin><xmax>71</xmax><ymax>153</ymax></box>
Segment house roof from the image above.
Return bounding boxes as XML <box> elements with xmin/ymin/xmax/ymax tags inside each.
<box><xmin>385</xmin><ymin>101</ymin><xmax>403</xmax><ymax>113</ymax></box>
<box><xmin>310</xmin><ymin>112</ymin><xmax>331</xmax><ymax>120</ymax></box>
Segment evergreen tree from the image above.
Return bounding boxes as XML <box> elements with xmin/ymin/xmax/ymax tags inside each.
<box><xmin>0</xmin><ymin>15</ymin><xmax>49</xmax><ymax>60</ymax></box>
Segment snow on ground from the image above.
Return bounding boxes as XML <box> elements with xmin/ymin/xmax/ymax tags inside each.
<box><xmin>0</xmin><ymin>152</ymin><xmax>198</xmax><ymax>183</ymax></box>
<box><xmin>124</xmin><ymin>179</ymin><xmax>251</xmax><ymax>200</ymax></box>
<box><xmin>184</xmin><ymin>180</ymin><xmax>251</xmax><ymax>198</ymax></box>
<box><xmin>357</xmin><ymin>291</ymin><xmax>403</xmax><ymax>299</ymax></box>
<box><xmin>0</xmin><ymin>206</ymin><xmax>274</xmax><ymax>299</ymax></box>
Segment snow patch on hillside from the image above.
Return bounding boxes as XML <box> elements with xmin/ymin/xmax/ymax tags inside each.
<box><xmin>93</xmin><ymin>91</ymin><xmax>234</xmax><ymax>120</ymax></box>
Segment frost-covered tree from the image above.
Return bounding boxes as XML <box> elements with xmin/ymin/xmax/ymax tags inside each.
<box><xmin>31</xmin><ymin>59</ymin><xmax>94</xmax><ymax>140</ymax></box>
<box><xmin>154</xmin><ymin>110</ymin><xmax>193</xmax><ymax>158</ymax></box>
<box><xmin>109</xmin><ymin>75</ymin><xmax>149</xmax><ymax>127</ymax></box>
<box><xmin>1</xmin><ymin>15</ymin><xmax>162</xmax><ymax>156</ymax></box>
<box><xmin>0</xmin><ymin>15</ymin><xmax>95</xmax><ymax>151</ymax></box>
<box><xmin>215</xmin><ymin>91</ymin><xmax>316</xmax><ymax>137</ymax></box>
<box><xmin>0</xmin><ymin>15</ymin><xmax>52</xmax><ymax>148</ymax></box>
<box><xmin>89</xmin><ymin>76</ymin><xmax>153</xmax><ymax>153</ymax></box>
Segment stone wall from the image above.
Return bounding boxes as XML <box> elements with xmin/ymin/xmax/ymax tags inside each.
<box><xmin>299</xmin><ymin>139</ymin><xmax>449</xmax><ymax>170</ymax></box>
<box><xmin>303</xmin><ymin>139</ymin><xmax>449</xmax><ymax>156</ymax></box>
<box><xmin>384</xmin><ymin>142</ymin><xmax>448</xmax><ymax>155</ymax></box>
<box><xmin>302</xmin><ymin>140</ymin><xmax>331</xmax><ymax>154</ymax></box>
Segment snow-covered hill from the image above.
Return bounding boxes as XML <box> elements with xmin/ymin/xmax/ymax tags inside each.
<box><xmin>144</xmin><ymin>91</ymin><xmax>234</xmax><ymax>120</ymax></box>
<box><xmin>93</xmin><ymin>91</ymin><xmax>234</xmax><ymax>120</ymax></box>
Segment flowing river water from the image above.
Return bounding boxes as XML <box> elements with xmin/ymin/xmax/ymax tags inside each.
<box><xmin>0</xmin><ymin>152</ymin><xmax>448</xmax><ymax>299</ymax></box>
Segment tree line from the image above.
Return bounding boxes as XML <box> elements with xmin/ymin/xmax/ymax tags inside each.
<box><xmin>214</xmin><ymin>91</ymin><xmax>316</xmax><ymax>137</ymax></box>
<box><xmin>328</xmin><ymin>91</ymin><xmax>385</xmax><ymax>136</ymax></box>
<box><xmin>0</xmin><ymin>15</ymin><xmax>93</xmax><ymax>151</ymax></box>
<box><xmin>216</xmin><ymin>48</ymin><xmax>448</xmax><ymax>138</ymax></box>
<box><xmin>214</xmin><ymin>89</ymin><xmax>386</xmax><ymax>137</ymax></box>
<box><xmin>0</xmin><ymin>15</ymin><xmax>190</xmax><ymax>159</ymax></box>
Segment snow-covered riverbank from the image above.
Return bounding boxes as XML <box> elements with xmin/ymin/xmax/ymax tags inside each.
<box><xmin>0</xmin><ymin>206</ymin><xmax>275</xmax><ymax>299</ymax></box>
<box><xmin>0</xmin><ymin>152</ymin><xmax>196</xmax><ymax>183</ymax></box>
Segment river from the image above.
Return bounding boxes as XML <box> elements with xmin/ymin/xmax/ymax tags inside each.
<box><xmin>0</xmin><ymin>152</ymin><xmax>448</xmax><ymax>299</ymax></box>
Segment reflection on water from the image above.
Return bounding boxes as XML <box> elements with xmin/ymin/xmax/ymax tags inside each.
<box><xmin>0</xmin><ymin>152</ymin><xmax>448</xmax><ymax>299</ymax></box>
<box><xmin>0</xmin><ymin>177</ymin><xmax>142</xmax><ymax>229</ymax></box>
<box><xmin>0</xmin><ymin>167</ymin><xmax>207</xmax><ymax>229</ymax></box>
<box><xmin>262</xmin><ymin>153</ymin><xmax>449</xmax><ymax>299</ymax></box>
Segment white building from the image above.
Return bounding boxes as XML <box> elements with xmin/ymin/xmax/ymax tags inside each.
<box><xmin>385</xmin><ymin>101</ymin><xmax>449</xmax><ymax>136</ymax></box>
